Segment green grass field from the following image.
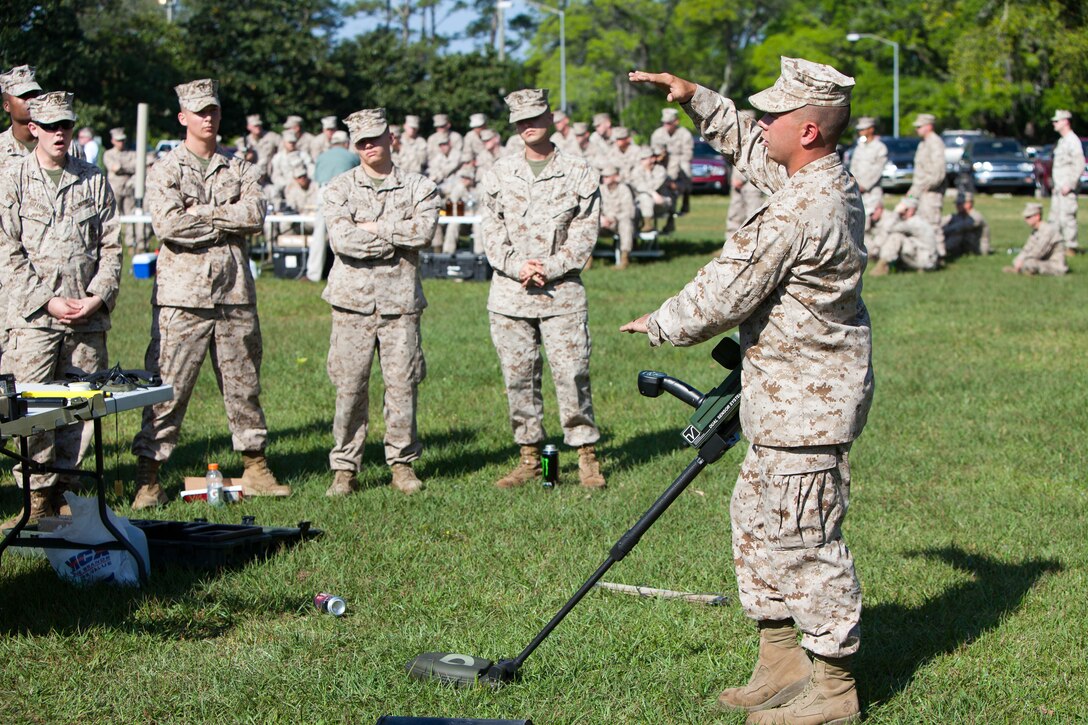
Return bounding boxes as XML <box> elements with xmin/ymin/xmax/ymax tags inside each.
<box><xmin>0</xmin><ymin>193</ymin><xmax>1085</xmax><ymax>724</ymax></box>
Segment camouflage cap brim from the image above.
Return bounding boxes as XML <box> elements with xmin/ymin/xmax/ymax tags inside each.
<box><xmin>28</xmin><ymin>91</ymin><xmax>77</xmax><ymax>124</ymax></box>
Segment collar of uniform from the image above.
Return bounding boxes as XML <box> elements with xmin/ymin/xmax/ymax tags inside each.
<box><xmin>180</xmin><ymin>145</ymin><xmax>228</xmax><ymax>178</ymax></box>
<box><xmin>513</xmin><ymin>148</ymin><xmax>565</xmax><ymax>182</ymax></box>
<box><xmin>789</xmin><ymin>151</ymin><xmax>843</xmax><ymax>181</ymax></box>
<box><xmin>28</xmin><ymin>151</ymin><xmax>82</xmax><ymax>193</ymax></box>
<box><xmin>357</xmin><ymin>164</ymin><xmax>405</xmax><ymax>191</ymax></box>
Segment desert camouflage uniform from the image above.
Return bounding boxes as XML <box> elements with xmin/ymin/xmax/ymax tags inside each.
<box><xmin>131</xmin><ymin>146</ymin><xmax>271</xmax><ymax>462</ymax></box>
<box><xmin>874</xmin><ymin>213</ymin><xmax>940</xmax><ymax>271</ymax></box>
<box><xmin>645</xmin><ymin>85</ymin><xmax>873</xmax><ymax>658</ymax></box>
<box><xmin>650</xmin><ymin>123</ymin><xmax>694</xmax><ymax>195</ymax></box>
<box><xmin>394</xmin><ymin>135</ymin><xmax>428</xmax><ymax>176</ymax></box>
<box><xmin>309</xmin><ymin>132</ymin><xmax>333</xmax><ymax>161</ymax></box>
<box><xmin>1015</xmin><ymin>221</ymin><xmax>1067</xmax><ymax>276</ymax></box>
<box><xmin>462</xmin><ymin>129</ymin><xmax>487</xmax><ymax>166</ymax></box>
<box><xmin>442</xmin><ymin>178</ymin><xmax>482</xmax><ymax>254</ymax></box>
<box><xmin>551</xmin><ymin>129</ymin><xmax>579</xmax><ymax>156</ymax></box>
<box><xmin>942</xmin><ymin>207</ymin><xmax>990</xmax><ymax>257</ymax></box>
<box><xmin>726</xmin><ymin>166</ymin><xmax>767</xmax><ymax>236</ymax></box>
<box><xmin>482</xmin><ymin>149</ymin><xmax>602</xmax><ymax>448</ymax></box>
<box><xmin>609</xmin><ymin>142</ymin><xmax>642</xmax><ymax>183</ymax></box>
<box><xmin>599</xmin><ymin>179</ymin><xmax>636</xmax><ymax>253</ymax></box>
<box><xmin>849</xmin><ymin>135</ymin><xmax>887</xmax><ymax>231</ymax></box>
<box><xmin>322</xmin><ymin>165</ymin><xmax>439</xmax><ymax>471</ymax></box>
<box><xmin>631</xmin><ymin>160</ymin><xmax>672</xmax><ymax>222</ymax></box>
<box><xmin>0</xmin><ymin>152</ymin><xmax>121</xmax><ymax>491</ymax></box>
<box><xmin>1049</xmin><ymin>132</ymin><xmax>1085</xmax><ymax>251</ymax></box>
<box><xmin>0</xmin><ymin>127</ymin><xmax>36</xmax><ymax>357</ymax></box>
<box><xmin>908</xmin><ymin>132</ymin><xmax>947</xmax><ymax>253</ymax></box>
<box><xmin>103</xmin><ymin>145</ymin><xmax>146</xmax><ymax>249</ymax></box>
<box><xmin>427</xmin><ymin>129</ymin><xmax>463</xmax><ymax>163</ymax></box>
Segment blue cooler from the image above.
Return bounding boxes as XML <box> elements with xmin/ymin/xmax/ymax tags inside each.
<box><xmin>132</xmin><ymin>252</ymin><xmax>157</xmax><ymax>278</ymax></box>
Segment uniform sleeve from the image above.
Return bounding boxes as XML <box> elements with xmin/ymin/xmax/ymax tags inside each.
<box><xmin>377</xmin><ymin>176</ymin><xmax>440</xmax><ymax>250</ymax></box>
<box><xmin>322</xmin><ymin>175</ymin><xmax>393</xmax><ymax>260</ymax></box>
<box><xmin>146</xmin><ymin>159</ymin><xmax>219</xmax><ymax>247</ymax></box>
<box><xmin>646</xmin><ymin>210</ymin><xmax>800</xmax><ymax>347</ymax></box>
<box><xmin>208</xmin><ymin>161</ymin><xmax>266</xmax><ymax>236</ymax></box>
<box><xmin>682</xmin><ymin>85</ymin><xmax>788</xmax><ymax>195</ymax></box>
<box><xmin>85</xmin><ymin>174</ymin><xmax>123</xmax><ymax>311</ymax></box>
<box><xmin>0</xmin><ymin>175</ymin><xmax>55</xmax><ymax>318</ymax></box>
<box><xmin>481</xmin><ymin>167</ymin><xmax>528</xmax><ymax>278</ymax></box>
<box><xmin>541</xmin><ymin>166</ymin><xmax>601</xmax><ymax>280</ymax></box>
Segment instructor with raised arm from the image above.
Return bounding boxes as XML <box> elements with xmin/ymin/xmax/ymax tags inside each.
<box><xmin>624</xmin><ymin>59</ymin><xmax>874</xmax><ymax>725</ymax></box>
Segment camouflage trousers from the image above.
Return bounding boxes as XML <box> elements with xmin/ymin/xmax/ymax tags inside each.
<box><xmin>1049</xmin><ymin>190</ymin><xmax>1079</xmax><ymax>250</ymax></box>
<box><xmin>861</xmin><ymin>187</ymin><xmax>885</xmax><ymax>232</ymax></box>
<box><xmin>131</xmin><ymin>305</ymin><xmax>268</xmax><ymax>461</ymax></box>
<box><xmin>1020</xmin><ymin>256</ymin><xmax>1068</xmax><ymax>276</ymax></box>
<box><xmin>117</xmin><ymin>190</ymin><xmax>147</xmax><ymax>252</ymax></box>
<box><xmin>3</xmin><ymin>328</ymin><xmax>106</xmax><ymax>491</ymax></box>
<box><xmin>489</xmin><ymin>312</ymin><xmax>600</xmax><ymax>448</ymax></box>
<box><xmin>327</xmin><ymin>309</ymin><xmax>425</xmax><ymax>470</ymax></box>
<box><xmin>637</xmin><ymin>194</ymin><xmax>672</xmax><ymax>227</ymax></box>
<box><xmin>730</xmin><ymin>443</ymin><xmax>862</xmax><ymax>658</ymax></box>
<box><xmin>917</xmin><ymin>190</ymin><xmax>946</xmax><ymax>255</ymax></box>
<box><xmin>600</xmin><ymin>215</ymin><xmax>635</xmax><ymax>253</ymax></box>
<box><xmin>876</xmin><ymin>231</ymin><xmax>939</xmax><ymax>271</ymax></box>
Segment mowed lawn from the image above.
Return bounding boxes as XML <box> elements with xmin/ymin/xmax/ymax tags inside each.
<box><xmin>0</xmin><ymin>193</ymin><xmax>1085</xmax><ymax>723</ymax></box>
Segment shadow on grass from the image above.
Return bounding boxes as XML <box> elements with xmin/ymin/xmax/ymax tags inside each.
<box><xmin>859</xmin><ymin>546</ymin><xmax>1061</xmax><ymax>712</ymax></box>
<box><xmin>662</xmin><ymin>236</ymin><xmax>725</xmax><ymax>259</ymax></box>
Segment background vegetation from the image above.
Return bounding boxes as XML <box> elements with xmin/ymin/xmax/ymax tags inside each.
<box><xmin>0</xmin><ymin>194</ymin><xmax>1085</xmax><ymax>722</ymax></box>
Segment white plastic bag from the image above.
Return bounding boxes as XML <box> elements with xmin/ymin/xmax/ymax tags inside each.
<box><xmin>44</xmin><ymin>492</ymin><xmax>150</xmax><ymax>587</ymax></box>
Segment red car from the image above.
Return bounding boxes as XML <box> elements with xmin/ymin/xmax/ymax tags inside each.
<box><xmin>690</xmin><ymin>140</ymin><xmax>727</xmax><ymax>193</ymax></box>
<box><xmin>1032</xmin><ymin>137</ymin><xmax>1088</xmax><ymax>195</ymax></box>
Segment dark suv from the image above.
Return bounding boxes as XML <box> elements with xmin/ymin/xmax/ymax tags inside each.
<box><xmin>957</xmin><ymin>138</ymin><xmax>1035</xmax><ymax>193</ymax></box>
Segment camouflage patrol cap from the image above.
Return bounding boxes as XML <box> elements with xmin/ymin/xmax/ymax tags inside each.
<box><xmin>0</xmin><ymin>65</ymin><xmax>41</xmax><ymax>97</ymax></box>
<box><xmin>638</xmin><ymin>146</ymin><xmax>655</xmax><ymax>160</ymax></box>
<box><xmin>661</xmin><ymin>108</ymin><xmax>679</xmax><ymax>123</ymax></box>
<box><xmin>389</xmin><ymin>124</ymin><xmax>402</xmax><ymax>136</ymax></box>
<box><xmin>321</xmin><ymin>115</ymin><xmax>338</xmax><ymax>130</ymax></box>
<box><xmin>469</xmin><ymin>113</ymin><xmax>487</xmax><ymax>129</ymax></box>
<box><xmin>283</xmin><ymin>115</ymin><xmax>303</xmax><ymax>128</ymax></box>
<box><xmin>404</xmin><ymin>115</ymin><xmax>421</xmax><ymax>129</ymax></box>
<box><xmin>572</xmin><ymin>122</ymin><xmax>589</xmax><ymax>136</ymax></box>
<box><xmin>651</xmin><ymin>142</ymin><xmax>667</xmax><ymax>155</ymax></box>
<box><xmin>331</xmin><ymin>130</ymin><xmax>349</xmax><ymax>145</ymax></box>
<box><xmin>750</xmin><ymin>57</ymin><xmax>853</xmax><ymax>113</ymax></box>
<box><xmin>1051</xmin><ymin>109</ymin><xmax>1072</xmax><ymax>122</ymax></box>
<box><xmin>433</xmin><ymin>113</ymin><xmax>450</xmax><ymax>128</ymax></box>
<box><xmin>612</xmin><ymin>126</ymin><xmax>630</xmax><ymax>140</ymax></box>
<box><xmin>282</xmin><ymin>130</ymin><xmax>298</xmax><ymax>143</ymax></box>
<box><xmin>28</xmin><ymin>92</ymin><xmax>77</xmax><ymax>124</ymax></box>
<box><xmin>287</xmin><ymin>156</ymin><xmax>308</xmax><ymax>179</ymax></box>
<box><xmin>480</xmin><ymin>128</ymin><xmax>498</xmax><ymax>142</ymax></box>
<box><xmin>174</xmin><ymin>79</ymin><xmax>220</xmax><ymax>112</ymax></box>
<box><xmin>601</xmin><ymin>165</ymin><xmax>619</xmax><ymax>177</ymax></box>
<box><xmin>247</xmin><ymin>114</ymin><xmax>263</xmax><ymax>126</ymax></box>
<box><xmin>897</xmin><ymin>197</ymin><xmax>918</xmax><ymax>212</ymax></box>
<box><xmin>592</xmin><ymin>112</ymin><xmax>611</xmax><ymax>126</ymax></box>
<box><xmin>433</xmin><ymin>130</ymin><xmax>451</xmax><ymax>145</ymax></box>
<box><xmin>553</xmin><ymin>110</ymin><xmax>568</xmax><ymax>122</ymax></box>
<box><xmin>855</xmin><ymin>116</ymin><xmax>876</xmax><ymax>131</ymax></box>
<box><xmin>912</xmin><ymin>113</ymin><xmax>936</xmax><ymax>128</ymax></box>
<box><xmin>1022</xmin><ymin>202</ymin><xmax>1043</xmax><ymax>218</ymax></box>
<box><xmin>110</xmin><ymin>127</ymin><xmax>126</xmax><ymax>141</ymax></box>
<box><xmin>505</xmin><ymin>89</ymin><xmax>550</xmax><ymax>123</ymax></box>
<box><xmin>344</xmin><ymin>108</ymin><xmax>388</xmax><ymax>144</ymax></box>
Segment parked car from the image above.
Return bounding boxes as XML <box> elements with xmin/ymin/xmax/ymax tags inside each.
<box><xmin>690</xmin><ymin>139</ymin><xmax>727</xmax><ymax>193</ymax></box>
<box><xmin>942</xmin><ymin>129</ymin><xmax>991</xmax><ymax>182</ymax></box>
<box><xmin>880</xmin><ymin>136</ymin><xmax>921</xmax><ymax>191</ymax></box>
<box><xmin>1030</xmin><ymin>138</ymin><xmax>1088</xmax><ymax>195</ymax></box>
<box><xmin>957</xmin><ymin>137</ymin><xmax>1035</xmax><ymax>193</ymax></box>
<box><xmin>154</xmin><ymin>139</ymin><xmax>181</xmax><ymax>158</ymax></box>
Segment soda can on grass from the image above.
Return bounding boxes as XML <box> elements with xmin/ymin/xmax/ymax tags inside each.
<box><xmin>314</xmin><ymin>592</ymin><xmax>347</xmax><ymax>616</ymax></box>
<box><xmin>542</xmin><ymin>445</ymin><xmax>559</xmax><ymax>488</ymax></box>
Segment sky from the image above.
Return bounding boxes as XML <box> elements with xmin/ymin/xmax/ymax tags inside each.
<box><xmin>337</xmin><ymin>6</ymin><xmax>485</xmax><ymax>55</ymax></box>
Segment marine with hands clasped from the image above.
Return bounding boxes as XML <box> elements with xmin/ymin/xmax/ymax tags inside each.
<box><xmin>321</xmin><ymin>108</ymin><xmax>439</xmax><ymax>496</ymax></box>
<box><xmin>130</xmin><ymin>79</ymin><xmax>290</xmax><ymax>509</ymax></box>
<box><xmin>481</xmin><ymin>88</ymin><xmax>606</xmax><ymax>490</ymax></box>
<box><xmin>625</xmin><ymin>58</ymin><xmax>873</xmax><ymax>725</ymax></box>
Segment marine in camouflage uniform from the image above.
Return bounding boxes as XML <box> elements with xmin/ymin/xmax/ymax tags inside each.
<box><xmin>650</xmin><ymin>107</ymin><xmax>695</xmax><ymax>213</ymax></box>
<box><xmin>848</xmin><ymin>116</ymin><xmax>887</xmax><ymax>245</ymax></box>
<box><xmin>941</xmin><ymin>190</ymin><xmax>990</xmax><ymax>257</ymax></box>
<box><xmin>1048</xmin><ymin>110</ymin><xmax>1084</xmax><ymax>253</ymax></box>
<box><xmin>0</xmin><ymin>91</ymin><xmax>121</xmax><ymax>526</ymax></box>
<box><xmin>598</xmin><ymin>165</ymin><xmax>636</xmax><ymax>268</ymax></box>
<box><xmin>130</xmin><ymin>79</ymin><xmax>289</xmax><ymax>509</ymax></box>
<box><xmin>393</xmin><ymin>116</ymin><xmax>428</xmax><ymax>176</ymax></box>
<box><xmin>1005</xmin><ymin>202</ymin><xmax>1067</xmax><ymax>276</ymax></box>
<box><xmin>321</xmin><ymin>108</ymin><xmax>438</xmax><ymax>496</ymax></box>
<box><xmin>908</xmin><ymin>113</ymin><xmax>947</xmax><ymax>257</ymax></box>
<box><xmin>103</xmin><ymin>127</ymin><xmax>147</xmax><ymax>251</ymax></box>
<box><xmin>0</xmin><ymin>64</ymin><xmax>44</xmax><ymax>362</ymax></box>
<box><xmin>426</xmin><ymin>113</ymin><xmax>463</xmax><ymax>165</ymax></box>
<box><xmin>308</xmin><ymin>116</ymin><xmax>338</xmax><ymax>161</ymax></box>
<box><xmin>550</xmin><ymin>110</ymin><xmax>579</xmax><ymax>156</ymax></box>
<box><xmin>482</xmin><ymin>88</ymin><xmax>606</xmax><ymax>490</ymax></box>
<box><xmin>630</xmin><ymin>145</ymin><xmax>672</xmax><ymax>231</ymax></box>
<box><xmin>627</xmin><ymin>58</ymin><xmax>873</xmax><ymax>724</ymax></box>
<box><xmin>870</xmin><ymin>198</ymin><xmax>940</xmax><ymax>273</ymax></box>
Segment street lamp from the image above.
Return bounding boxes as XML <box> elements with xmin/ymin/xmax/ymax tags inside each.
<box><xmin>846</xmin><ymin>32</ymin><xmax>899</xmax><ymax>138</ymax></box>
<box><xmin>496</xmin><ymin>1</ymin><xmax>512</xmax><ymax>62</ymax></box>
<box><xmin>525</xmin><ymin>0</ymin><xmax>567</xmax><ymax>113</ymax></box>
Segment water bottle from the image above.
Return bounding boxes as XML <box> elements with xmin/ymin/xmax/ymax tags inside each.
<box><xmin>206</xmin><ymin>463</ymin><xmax>225</xmax><ymax>507</ymax></box>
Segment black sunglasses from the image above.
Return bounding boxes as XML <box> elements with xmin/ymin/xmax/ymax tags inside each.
<box><xmin>35</xmin><ymin>120</ymin><xmax>75</xmax><ymax>132</ymax></box>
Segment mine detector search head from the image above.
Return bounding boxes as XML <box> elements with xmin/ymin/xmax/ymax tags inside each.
<box><xmin>406</xmin><ymin>336</ymin><xmax>743</xmax><ymax>688</ymax></box>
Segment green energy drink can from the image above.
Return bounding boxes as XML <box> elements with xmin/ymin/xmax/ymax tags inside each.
<box><xmin>542</xmin><ymin>445</ymin><xmax>559</xmax><ymax>488</ymax></box>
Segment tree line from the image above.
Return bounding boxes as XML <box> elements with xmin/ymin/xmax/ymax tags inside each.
<box><xmin>2</xmin><ymin>0</ymin><xmax>1085</xmax><ymax>144</ymax></box>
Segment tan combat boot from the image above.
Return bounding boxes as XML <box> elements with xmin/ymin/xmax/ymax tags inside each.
<box><xmin>745</xmin><ymin>654</ymin><xmax>859</xmax><ymax>725</ymax></box>
<box><xmin>718</xmin><ymin>620</ymin><xmax>811</xmax><ymax>712</ymax></box>
<box><xmin>131</xmin><ymin>456</ymin><xmax>168</xmax><ymax>510</ymax></box>
<box><xmin>241</xmin><ymin>451</ymin><xmax>291</xmax><ymax>497</ymax></box>
<box><xmin>1</xmin><ymin>488</ymin><xmax>56</xmax><ymax>529</ymax></box>
<box><xmin>616</xmin><ymin>251</ymin><xmax>630</xmax><ymax>270</ymax></box>
<box><xmin>326</xmin><ymin>470</ymin><xmax>359</xmax><ymax>497</ymax></box>
<box><xmin>577</xmin><ymin>445</ymin><xmax>606</xmax><ymax>488</ymax></box>
<box><xmin>390</xmin><ymin>463</ymin><xmax>423</xmax><ymax>495</ymax></box>
<box><xmin>495</xmin><ymin>445</ymin><xmax>542</xmax><ymax>489</ymax></box>
<box><xmin>869</xmin><ymin>259</ymin><xmax>890</xmax><ymax>276</ymax></box>
<box><xmin>640</xmin><ymin>218</ymin><xmax>654</xmax><ymax>232</ymax></box>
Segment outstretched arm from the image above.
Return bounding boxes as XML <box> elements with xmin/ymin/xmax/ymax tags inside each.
<box><xmin>628</xmin><ymin>71</ymin><xmax>697</xmax><ymax>105</ymax></box>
